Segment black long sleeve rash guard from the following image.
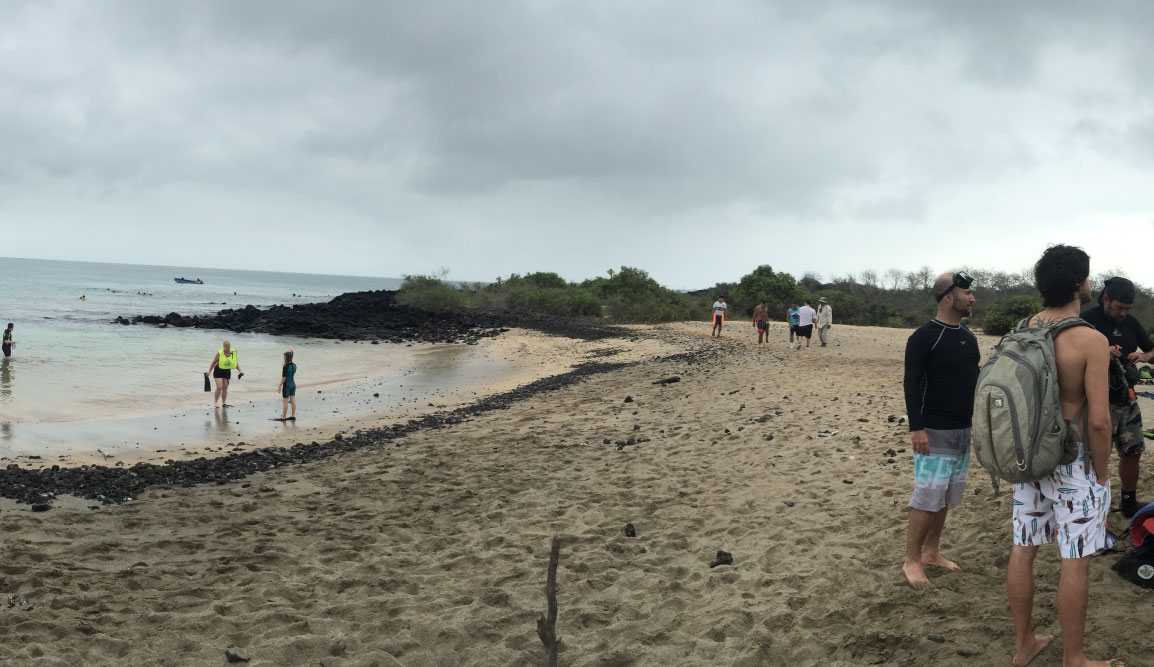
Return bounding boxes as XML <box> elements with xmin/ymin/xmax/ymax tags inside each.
<box><xmin>903</xmin><ymin>319</ymin><xmax>980</xmax><ymax>432</ymax></box>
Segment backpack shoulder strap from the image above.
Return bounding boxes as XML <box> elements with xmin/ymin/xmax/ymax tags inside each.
<box><xmin>1067</xmin><ymin>400</ymin><xmax>1089</xmax><ymax>439</ymax></box>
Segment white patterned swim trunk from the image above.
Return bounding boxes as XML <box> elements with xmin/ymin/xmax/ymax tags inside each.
<box><xmin>1012</xmin><ymin>443</ymin><xmax>1111</xmax><ymax>559</ymax></box>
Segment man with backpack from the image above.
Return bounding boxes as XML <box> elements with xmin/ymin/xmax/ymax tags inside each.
<box><xmin>901</xmin><ymin>271</ymin><xmax>977</xmax><ymax>591</ymax></box>
<box><xmin>992</xmin><ymin>246</ymin><xmax>1116</xmax><ymax>667</ymax></box>
<box><xmin>1080</xmin><ymin>276</ymin><xmax>1154</xmax><ymax>518</ymax></box>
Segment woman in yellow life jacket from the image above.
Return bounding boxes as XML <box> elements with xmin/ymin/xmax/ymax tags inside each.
<box><xmin>206</xmin><ymin>340</ymin><xmax>244</xmax><ymax>408</ymax></box>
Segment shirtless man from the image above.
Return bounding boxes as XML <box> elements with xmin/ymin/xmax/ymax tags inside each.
<box><xmin>752</xmin><ymin>301</ymin><xmax>769</xmax><ymax>345</ymax></box>
<box><xmin>1007</xmin><ymin>244</ymin><xmax>1120</xmax><ymax>667</ymax></box>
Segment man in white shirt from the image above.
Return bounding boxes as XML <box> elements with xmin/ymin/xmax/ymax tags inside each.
<box><xmin>816</xmin><ymin>296</ymin><xmax>833</xmax><ymax>347</ymax></box>
<box><xmin>795</xmin><ymin>300</ymin><xmax>817</xmax><ymax>350</ymax></box>
<box><xmin>711</xmin><ymin>297</ymin><xmax>727</xmax><ymax>337</ymax></box>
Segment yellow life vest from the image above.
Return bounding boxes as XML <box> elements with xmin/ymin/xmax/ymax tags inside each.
<box><xmin>218</xmin><ymin>348</ymin><xmax>237</xmax><ymax>369</ymax></box>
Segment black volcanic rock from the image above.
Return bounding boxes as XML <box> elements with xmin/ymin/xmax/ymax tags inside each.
<box><xmin>120</xmin><ymin>290</ymin><xmax>629</xmax><ymax>344</ymax></box>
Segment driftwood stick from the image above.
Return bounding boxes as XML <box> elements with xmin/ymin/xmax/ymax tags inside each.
<box><xmin>536</xmin><ymin>536</ymin><xmax>561</xmax><ymax>667</ymax></box>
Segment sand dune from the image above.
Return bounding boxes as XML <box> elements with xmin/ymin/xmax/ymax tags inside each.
<box><xmin>1</xmin><ymin>321</ymin><xmax>1151</xmax><ymax>666</ymax></box>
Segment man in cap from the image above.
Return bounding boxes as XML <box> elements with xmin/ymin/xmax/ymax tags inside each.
<box><xmin>1081</xmin><ymin>276</ymin><xmax>1154</xmax><ymax>517</ymax></box>
<box><xmin>816</xmin><ymin>297</ymin><xmax>833</xmax><ymax>347</ymax></box>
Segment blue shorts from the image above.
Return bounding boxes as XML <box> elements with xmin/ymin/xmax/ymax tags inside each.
<box><xmin>909</xmin><ymin>428</ymin><xmax>971</xmax><ymax>512</ymax></box>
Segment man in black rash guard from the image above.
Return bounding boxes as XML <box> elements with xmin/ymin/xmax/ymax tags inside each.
<box><xmin>901</xmin><ymin>271</ymin><xmax>978</xmax><ymax>590</ymax></box>
<box><xmin>1081</xmin><ymin>276</ymin><xmax>1154</xmax><ymax>517</ymax></box>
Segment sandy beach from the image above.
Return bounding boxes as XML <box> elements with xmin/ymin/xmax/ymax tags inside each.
<box><xmin>2</xmin><ymin>321</ymin><xmax>1153</xmax><ymax>666</ymax></box>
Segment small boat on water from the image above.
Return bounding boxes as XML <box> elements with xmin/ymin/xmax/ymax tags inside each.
<box><xmin>174</xmin><ymin>277</ymin><xmax>204</xmax><ymax>284</ymax></box>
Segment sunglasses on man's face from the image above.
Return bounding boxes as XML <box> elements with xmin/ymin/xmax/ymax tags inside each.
<box><xmin>935</xmin><ymin>271</ymin><xmax>974</xmax><ymax>302</ymax></box>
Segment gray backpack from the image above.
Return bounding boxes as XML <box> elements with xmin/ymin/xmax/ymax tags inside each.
<box><xmin>972</xmin><ymin>316</ymin><xmax>1090</xmax><ymax>488</ymax></box>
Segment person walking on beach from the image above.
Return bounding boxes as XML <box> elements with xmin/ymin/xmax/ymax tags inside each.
<box><xmin>787</xmin><ymin>303</ymin><xmax>800</xmax><ymax>348</ymax></box>
<box><xmin>1005</xmin><ymin>245</ymin><xmax>1119</xmax><ymax>667</ymax></box>
<box><xmin>816</xmin><ymin>297</ymin><xmax>833</xmax><ymax>347</ymax></box>
<box><xmin>278</xmin><ymin>349</ymin><xmax>297</xmax><ymax>421</ymax></box>
<box><xmin>711</xmin><ymin>297</ymin><xmax>727</xmax><ymax>337</ymax></box>
<box><xmin>752</xmin><ymin>301</ymin><xmax>769</xmax><ymax>345</ymax></box>
<box><xmin>901</xmin><ymin>271</ymin><xmax>977</xmax><ymax>590</ymax></box>
<box><xmin>206</xmin><ymin>340</ymin><xmax>243</xmax><ymax>408</ymax></box>
<box><xmin>1080</xmin><ymin>276</ymin><xmax>1154</xmax><ymax>518</ymax></box>
<box><xmin>2</xmin><ymin>323</ymin><xmax>13</xmax><ymax>359</ymax></box>
<box><xmin>794</xmin><ymin>300</ymin><xmax>817</xmax><ymax>350</ymax></box>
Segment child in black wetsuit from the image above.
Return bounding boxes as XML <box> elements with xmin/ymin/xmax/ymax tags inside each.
<box><xmin>278</xmin><ymin>349</ymin><xmax>297</xmax><ymax>420</ymax></box>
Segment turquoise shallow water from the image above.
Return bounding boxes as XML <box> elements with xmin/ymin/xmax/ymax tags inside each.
<box><xmin>0</xmin><ymin>257</ymin><xmax>403</xmax><ymax>426</ymax></box>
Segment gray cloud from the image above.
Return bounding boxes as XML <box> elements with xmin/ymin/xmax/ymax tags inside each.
<box><xmin>3</xmin><ymin>1</ymin><xmax>1154</xmax><ymax>285</ymax></box>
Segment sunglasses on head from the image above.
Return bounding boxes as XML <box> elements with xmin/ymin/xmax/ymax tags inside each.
<box><xmin>935</xmin><ymin>271</ymin><xmax>974</xmax><ymax>302</ymax></box>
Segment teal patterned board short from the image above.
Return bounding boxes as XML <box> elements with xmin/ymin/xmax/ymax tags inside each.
<box><xmin>908</xmin><ymin>428</ymin><xmax>971</xmax><ymax>512</ymax></box>
<box><xmin>1012</xmin><ymin>443</ymin><xmax>1110</xmax><ymax>559</ymax></box>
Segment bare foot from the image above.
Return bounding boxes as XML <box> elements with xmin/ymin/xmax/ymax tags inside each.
<box><xmin>922</xmin><ymin>552</ymin><xmax>961</xmax><ymax>571</ymax></box>
<box><xmin>1011</xmin><ymin>634</ymin><xmax>1052</xmax><ymax>666</ymax></box>
<box><xmin>902</xmin><ymin>561</ymin><xmax>931</xmax><ymax>590</ymax></box>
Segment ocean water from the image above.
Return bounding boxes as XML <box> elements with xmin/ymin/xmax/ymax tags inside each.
<box><xmin>0</xmin><ymin>256</ymin><xmax>401</xmax><ymax>425</ymax></box>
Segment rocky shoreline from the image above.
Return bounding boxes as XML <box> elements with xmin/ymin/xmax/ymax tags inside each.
<box><xmin>115</xmin><ymin>289</ymin><xmax>630</xmax><ymax>343</ymax></box>
<box><xmin>0</xmin><ymin>361</ymin><xmax>625</xmax><ymax>507</ymax></box>
<box><xmin>12</xmin><ymin>293</ymin><xmax>699</xmax><ymax>508</ymax></box>
<box><xmin>0</xmin><ymin>347</ymin><xmax>706</xmax><ymax>508</ymax></box>
<box><xmin>115</xmin><ymin>290</ymin><xmax>504</xmax><ymax>344</ymax></box>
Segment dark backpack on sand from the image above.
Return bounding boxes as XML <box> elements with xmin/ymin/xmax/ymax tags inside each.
<box><xmin>972</xmin><ymin>317</ymin><xmax>1091</xmax><ymax>488</ymax></box>
<box><xmin>1114</xmin><ymin>501</ymin><xmax>1154</xmax><ymax>588</ymax></box>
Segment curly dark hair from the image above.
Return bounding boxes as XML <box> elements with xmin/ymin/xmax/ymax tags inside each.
<box><xmin>1034</xmin><ymin>244</ymin><xmax>1090</xmax><ymax>308</ymax></box>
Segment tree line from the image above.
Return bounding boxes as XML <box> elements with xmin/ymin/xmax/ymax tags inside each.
<box><xmin>397</xmin><ymin>265</ymin><xmax>1154</xmax><ymax>334</ymax></box>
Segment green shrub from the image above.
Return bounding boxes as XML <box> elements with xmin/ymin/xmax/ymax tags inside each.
<box><xmin>732</xmin><ymin>265</ymin><xmax>805</xmax><ymax>315</ymax></box>
<box><xmin>505</xmin><ymin>285</ymin><xmax>601</xmax><ymax>317</ymax></box>
<box><xmin>981</xmin><ymin>295</ymin><xmax>1042</xmax><ymax>336</ymax></box>
<box><xmin>503</xmin><ymin>272</ymin><xmax>569</xmax><ymax>289</ymax></box>
<box><xmin>581</xmin><ymin>266</ymin><xmax>699</xmax><ymax>322</ymax></box>
<box><xmin>397</xmin><ymin>274</ymin><xmax>467</xmax><ymax>312</ymax></box>
<box><xmin>606</xmin><ymin>292</ymin><xmax>698</xmax><ymax>322</ymax></box>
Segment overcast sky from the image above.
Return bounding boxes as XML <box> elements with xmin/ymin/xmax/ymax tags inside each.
<box><xmin>3</xmin><ymin>1</ymin><xmax>1154</xmax><ymax>289</ymax></box>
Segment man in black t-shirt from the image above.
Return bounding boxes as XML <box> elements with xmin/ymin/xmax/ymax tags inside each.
<box><xmin>901</xmin><ymin>271</ymin><xmax>978</xmax><ymax>590</ymax></box>
<box><xmin>1081</xmin><ymin>276</ymin><xmax>1154</xmax><ymax>517</ymax></box>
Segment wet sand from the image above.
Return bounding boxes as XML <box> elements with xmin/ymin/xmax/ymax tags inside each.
<box><xmin>1</xmin><ymin>321</ymin><xmax>1152</xmax><ymax>666</ymax></box>
<box><xmin>0</xmin><ymin>329</ymin><xmax>671</xmax><ymax>466</ymax></box>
